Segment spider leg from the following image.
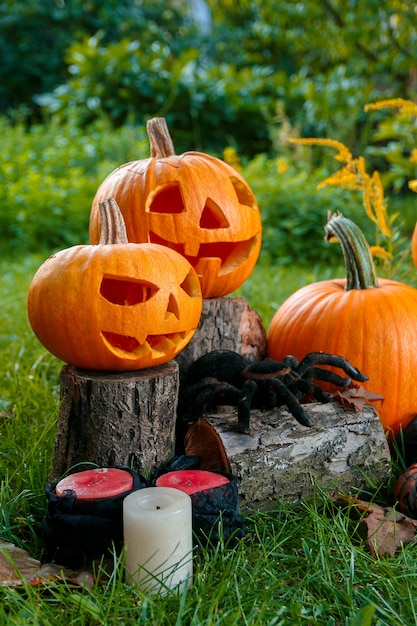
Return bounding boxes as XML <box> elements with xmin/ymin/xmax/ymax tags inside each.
<box><xmin>237</xmin><ymin>379</ymin><xmax>258</xmax><ymax>434</ymax></box>
<box><xmin>179</xmin><ymin>378</ymin><xmax>241</xmax><ymax>424</ymax></box>
<box><xmin>288</xmin><ymin>378</ymin><xmax>334</xmax><ymax>403</ymax></box>
<box><xmin>283</xmin><ymin>355</ymin><xmax>299</xmax><ymax>369</ymax></box>
<box><xmin>178</xmin><ymin>377</ymin><xmax>217</xmax><ymax>418</ymax></box>
<box><xmin>305</xmin><ymin>367</ymin><xmax>352</xmax><ymax>387</ymax></box>
<box><xmin>264</xmin><ymin>379</ymin><xmax>314</xmax><ymax>427</ymax></box>
<box><xmin>295</xmin><ymin>352</ymin><xmax>369</xmax><ymax>383</ymax></box>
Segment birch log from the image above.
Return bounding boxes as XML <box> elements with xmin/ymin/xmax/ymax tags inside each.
<box><xmin>184</xmin><ymin>401</ymin><xmax>391</xmax><ymax>512</ymax></box>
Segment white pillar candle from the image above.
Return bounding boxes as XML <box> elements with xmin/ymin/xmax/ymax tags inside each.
<box><xmin>123</xmin><ymin>487</ymin><xmax>193</xmax><ymax>594</ymax></box>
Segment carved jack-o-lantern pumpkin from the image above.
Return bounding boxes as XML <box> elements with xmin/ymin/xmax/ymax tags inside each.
<box><xmin>27</xmin><ymin>198</ymin><xmax>202</xmax><ymax>371</ymax></box>
<box><xmin>89</xmin><ymin>118</ymin><xmax>262</xmax><ymax>298</ymax></box>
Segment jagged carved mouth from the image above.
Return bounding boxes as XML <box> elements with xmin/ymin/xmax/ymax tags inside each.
<box><xmin>148</xmin><ymin>233</ymin><xmax>260</xmax><ymax>276</ymax></box>
<box><xmin>101</xmin><ymin>330</ymin><xmax>193</xmax><ymax>358</ymax></box>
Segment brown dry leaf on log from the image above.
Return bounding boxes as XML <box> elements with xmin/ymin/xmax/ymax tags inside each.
<box><xmin>333</xmin><ymin>495</ymin><xmax>417</xmax><ymax>557</ymax></box>
<box><xmin>336</xmin><ymin>384</ymin><xmax>384</xmax><ymax>412</ymax></box>
<box><xmin>0</xmin><ymin>541</ymin><xmax>94</xmax><ymax>589</ymax></box>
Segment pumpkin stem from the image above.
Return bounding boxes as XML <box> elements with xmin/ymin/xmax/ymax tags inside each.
<box><xmin>99</xmin><ymin>197</ymin><xmax>129</xmax><ymax>245</ymax></box>
<box><xmin>325</xmin><ymin>212</ymin><xmax>379</xmax><ymax>290</ymax></box>
<box><xmin>147</xmin><ymin>117</ymin><xmax>176</xmax><ymax>158</ymax></box>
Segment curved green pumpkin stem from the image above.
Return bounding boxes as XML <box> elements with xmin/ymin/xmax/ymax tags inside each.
<box><xmin>147</xmin><ymin>117</ymin><xmax>176</xmax><ymax>159</ymax></box>
<box><xmin>325</xmin><ymin>212</ymin><xmax>379</xmax><ymax>290</ymax></box>
<box><xmin>99</xmin><ymin>197</ymin><xmax>129</xmax><ymax>245</ymax></box>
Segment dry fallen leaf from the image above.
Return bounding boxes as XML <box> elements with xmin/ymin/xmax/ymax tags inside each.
<box><xmin>0</xmin><ymin>541</ymin><xmax>94</xmax><ymax>589</ymax></box>
<box><xmin>0</xmin><ymin>541</ymin><xmax>40</xmax><ymax>587</ymax></box>
<box><xmin>336</xmin><ymin>385</ymin><xmax>384</xmax><ymax>412</ymax></box>
<box><xmin>333</xmin><ymin>495</ymin><xmax>417</xmax><ymax>557</ymax></box>
<box><xmin>363</xmin><ymin>504</ymin><xmax>417</xmax><ymax>557</ymax></box>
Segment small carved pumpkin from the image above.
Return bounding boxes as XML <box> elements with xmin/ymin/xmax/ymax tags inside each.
<box><xmin>89</xmin><ymin>117</ymin><xmax>262</xmax><ymax>298</ymax></box>
<box><xmin>393</xmin><ymin>464</ymin><xmax>417</xmax><ymax>518</ymax></box>
<box><xmin>27</xmin><ymin>198</ymin><xmax>202</xmax><ymax>371</ymax></box>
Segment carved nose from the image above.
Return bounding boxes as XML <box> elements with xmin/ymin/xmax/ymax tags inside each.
<box><xmin>199</xmin><ymin>201</ymin><xmax>230</xmax><ymax>229</ymax></box>
<box><xmin>166</xmin><ymin>293</ymin><xmax>180</xmax><ymax>320</ymax></box>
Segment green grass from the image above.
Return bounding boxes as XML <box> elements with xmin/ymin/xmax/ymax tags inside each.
<box><xmin>1</xmin><ymin>254</ymin><xmax>417</xmax><ymax>625</ymax></box>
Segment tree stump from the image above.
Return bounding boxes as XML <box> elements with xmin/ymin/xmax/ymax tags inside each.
<box><xmin>184</xmin><ymin>402</ymin><xmax>391</xmax><ymax>512</ymax></box>
<box><xmin>176</xmin><ymin>296</ymin><xmax>267</xmax><ymax>378</ymax></box>
<box><xmin>51</xmin><ymin>361</ymin><xmax>179</xmax><ymax>480</ymax></box>
<box><xmin>52</xmin><ymin>296</ymin><xmax>266</xmax><ymax>479</ymax></box>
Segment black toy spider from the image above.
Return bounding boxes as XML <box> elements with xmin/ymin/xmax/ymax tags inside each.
<box><xmin>178</xmin><ymin>349</ymin><xmax>369</xmax><ymax>433</ymax></box>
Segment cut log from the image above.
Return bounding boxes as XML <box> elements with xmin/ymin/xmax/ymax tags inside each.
<box><xmin>176</xmin><ymin>296</ymin><xmax>267</xmax><ymax>377</ymax></box>
<box><xmin>184</xmin><ymin>402</ymin><xmax>391</xmax><ymax>512</ymax></box>
<box><xmin>51</xmin><ymin>362</ymin><xmax>179</xmax><ymax>480</ymax></box>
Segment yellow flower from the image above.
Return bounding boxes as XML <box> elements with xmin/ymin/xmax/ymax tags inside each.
<box><xmin>362</xmin><ymin>170</ymin><xmax>391</xmax><ymax>238</ymax></box>
<box><xmin>290</xmin><ymin>136</ymin><xmax>392</xmax><ymax>239</ymax></box>
<box><xmin>370</xmin><ymin>245</ymin><xmax>393</xmax><ymax>261</ymax></box>
<box><xmin>365</xmin><ymin>98</ymin><xmax>417</xmax><ymax>115</ymax></box>
<box><xmin>276</xmin><ymin>157</ymin><xmax>289</xmax><ymax>174</ymax></box>
<box><xmin>223</xmin><ymin>146</ymin><xmax>241</xmax><ymax>171</ymax></box>
<box><xmin>409</xmin><ymin>180</ymin><xmax>417</xmax><ymax>193</ymax></box>
<box><xmin>289</xmin><ymin>138</ymin><xmax>352</xmax><ymax>163</ymax></box>
<box><xmin>317</xmin><ymin>167</ymin><xmax>361</xmax><ymax>190</ymax></box>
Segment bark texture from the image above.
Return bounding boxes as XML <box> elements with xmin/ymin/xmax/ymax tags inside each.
<box><xmin>184</xmin><ymin>402</ymin><xmax>391</xmax><ymax>512</ymax></box>
<box><xmin>52</xmin><ymin>362</ymin><xmax>179</xmax><ymax>479</ymax></box>
<box><xmin>176</xmin><ymin>296</ymin><xmax>267</xmax><ymax>378</ymax></box>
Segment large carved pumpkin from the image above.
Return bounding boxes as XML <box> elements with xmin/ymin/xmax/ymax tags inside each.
<box><xmin>267</xmin><ymin>213</ymin><xmax>417</xmax><ymax>440</ymax></box>
<box><xmin>28</xmin><ymin>198</ymin><xmax>202</xmax><ymax>371</ymax></box>
<box><xmin>89</xmin><ymin>118</ymin><xmax>262</xmax><ymax>299</ymax></box>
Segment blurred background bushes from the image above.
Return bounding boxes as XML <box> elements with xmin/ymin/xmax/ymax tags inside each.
<box><xmin>1</xmin><ymin>0</ymin><xmax>416</xmax><ymax>262</ymax></box>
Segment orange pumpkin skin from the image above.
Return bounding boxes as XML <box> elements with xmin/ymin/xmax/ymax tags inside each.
<box><xmin>393</xmin><ymin>464</ymin><xmax>417</xmax><ymax>518</ymax></box>
<box><xmin>27</xmin><ymin>242</ymin><xmax>202</xmax><ymax>371</ymax></box>
<box><xmin>412</xmin><ymin>223</ymin><xmax>417</xmax><ymax>269</ymax></box>
<box><xmin>89</xmin><ymin>119</ymin><xmax>262</xmax><ymax>299</ymax></box>
<box><xmin>267</xmin><ymin>216</ymin><xmax>417</xmax><ymax>440</ymax></box>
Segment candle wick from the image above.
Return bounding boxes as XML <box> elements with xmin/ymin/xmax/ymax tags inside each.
<box><xmin>156</xmin><ymin>505</ymin><xmax>161</xmax><ymax>510</ymax></box>
<box><xmin>187</xmin><ymin>480</ymin><xmax>192</xmax><ymax>486</ymax></box>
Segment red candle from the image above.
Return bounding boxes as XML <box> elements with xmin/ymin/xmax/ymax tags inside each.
<box><xmin>55</xmin><ymin>468</ymin><xmax>134</xmax><ymax>501</ymax></box>
<box><xmin>155</xmin><ymin>470</ymin><xmax>230</xmax><ymax>495</ymax></box>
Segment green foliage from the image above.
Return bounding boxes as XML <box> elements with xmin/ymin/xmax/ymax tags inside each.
<box><xmin>242</xmin><ymin>155</ymin><xmax>373</xmax><ymax>266</ymax></box>
<box><xmin>1</xmin><ymin>117</ymin><xmax>415</xmax><ymax>276</ymax></box>
<box><xmin>366</xmin><ymin>108</ymin><xmax>417</xmax><ymax>193</ymax></box>
<box><xmin>3</xmin><ymin>0</ymin><xmax>417</xmax><ymax>157</ymax></box>
<box><xmin>0</xmin><ymin>0</ymin><xmax>194</xmax><ymax>119</ymax></box>
<box><xmin>0</xmin><ymin>118</ymin><xmax>148</xmax><ymax>256</ymax></box>
<box><xmin>36</xmin><ymin>36</ymin><xmax>278</xmax><ymax>155</ymax></box>
<box><xmin>205</xmin><ymin>0</ymin><xmax>417</xmax><ymax>153</ymax></box>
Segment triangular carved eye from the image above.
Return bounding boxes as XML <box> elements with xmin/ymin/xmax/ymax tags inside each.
<box><xmin>180</xmin><ymin>269</ymin><xmax>201</xmax><ymax>298</ymax></box>
<box><xmin>199</xmin><ymin>200</ymin><xmax>230</xmax><ymax>229</ymax></box>
<box><xmin>148</xmin><ymin>183</ymin><xmax>184</xmax><ymax>214</ymax></box>
<box><xmin>100</xmin><ymin>277</ymin><xmax>159</xmax><ymax>305</ymax></box>
<box><xmin>230</xmin><ymin>176</ymin><xmax>257</xmax><ymax>209</ymax></box>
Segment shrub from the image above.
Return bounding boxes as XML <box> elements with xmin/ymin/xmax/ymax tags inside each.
<box><xmin>0</xmin><ymin>118</ymin><xmax>147</xmax><ymax>256</ymax></box>
<box><xmin>242</xmin><ymin>155</ymin><xmax>372</xmax><ymax>266</ymax></box>
<box><xmin>35</xmin><ymin>36</ymin><xmax>278</xmax><ymax>156</ymax></box>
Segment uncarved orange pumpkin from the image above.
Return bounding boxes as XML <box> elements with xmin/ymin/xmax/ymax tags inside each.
<box><xmin>28</xmin><ymin>198</ymin><xmax>202</xmax><ymax>371</ymax></box>
<box><xmin>89</xmin><ymin>117</ymin><xmax>262</xmax><ymax>299</ymax></box>
<box><xmin>267</xmin><ymin>213</ymin><xmax>417</xmax><ymax>440</ymax></box>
